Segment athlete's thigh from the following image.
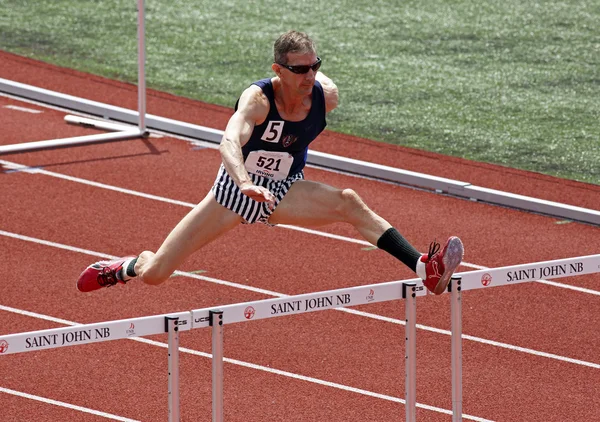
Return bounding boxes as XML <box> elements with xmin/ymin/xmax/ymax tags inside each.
<box><xmin>269</xmin><ymin>180</ymin><xmax>345</xmax><ymax>227</ymax></box>
<box><xmin>153</xmin><ymin>191</ymin><xmax>243</xmax><ymax>266</ymax></box>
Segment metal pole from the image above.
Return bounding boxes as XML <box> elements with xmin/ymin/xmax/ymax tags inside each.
<box><xmin>450</xmin><ymin>277</ymin><xmax>463</xmax><ymax>422</ymax></box>
<box><xmin>165</xmin><ymin>317</ymin><xmax>180</xmax><ymax>422</ymax></box>
<box><xmin>137</xmin><ymin>0</ymin><xmax>147</xmax><ymax>133</ymax></box>
<box><xmin>0</xmin><ymin>130</ymin><xmax>142</xmax><ymax>155</ymax></box>
<box><xmin>210</xmin><ymin>310</ymin><xmax>224</xmax><ymax>422</ymax></box>
<box><xmin>402</xmin><ymin>282</ymin><xmax>417</xmax><ymax>422</ymax></box>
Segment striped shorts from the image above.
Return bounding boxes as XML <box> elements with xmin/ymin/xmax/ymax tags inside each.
<box><xmin>211</xmin><ymin>164</ymin><xmax>304</xmax><ymax>224</ymax></box>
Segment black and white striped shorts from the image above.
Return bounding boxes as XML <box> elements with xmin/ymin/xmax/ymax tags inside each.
<box><xmin>211</xmin><ymin>164</ymin><xmax>304</xmax><ymax>224</ymax></box>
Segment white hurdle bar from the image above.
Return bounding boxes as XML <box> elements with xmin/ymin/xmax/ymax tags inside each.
<box><xmin>1</xmin><ymin>254</ymin><xmax>599</xmax><ymax>420</ymax></box>
<box><xmin>193</xmin><ymin>254</ymin><xmax>600</xmax><ymax>420</ymax></box>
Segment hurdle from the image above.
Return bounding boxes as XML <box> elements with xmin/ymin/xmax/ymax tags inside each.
<box><xmin>1</xmin><ymin>254</ymin><xmax>599</xmax><ymax>421</ymax></box>
<box><xmin>0</xmin><ymin>0</ymin><xmax>148</xmax><ymax>156</ymax></box>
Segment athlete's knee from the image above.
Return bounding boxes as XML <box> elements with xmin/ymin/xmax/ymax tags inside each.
<box><xmin>337</xmin><ymin>188</ymin><xmax>366</xmax><ymax>218</ymax></box>
<box><xmin>137</xmin><ymin>251</ymin><xmax>170</xmax><ymax>286</ymax></box>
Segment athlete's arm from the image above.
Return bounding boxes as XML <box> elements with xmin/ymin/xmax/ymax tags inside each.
<box><xmin>316</xmin><ymin>71</ymin><xmax>339</xmax><ymax>113</ymax></box>
<box><xmin>219</xmin><ymin>86</ymin><xmax>275</xmax><ymax>206</ymax></box>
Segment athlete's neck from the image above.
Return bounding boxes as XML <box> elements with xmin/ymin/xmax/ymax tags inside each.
<box><xmin>272</xmin><ymin>78</ymin><xmax>312</xmax><ymax>122</ymax></box>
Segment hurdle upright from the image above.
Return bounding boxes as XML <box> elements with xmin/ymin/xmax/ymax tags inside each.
<box><xmin>403</xmin><ymin>282</ymin><xmax>418</xmax><ymax>422</ymax></box>
<box><xmin>450</xmin><ymin>277</ymin><xmax>463</xmax><ymax>422</ymax></box>
<box><xmin>0</xmin><ymin>0</ymin><xmax>148</xmax><ymax>156</ymax></box>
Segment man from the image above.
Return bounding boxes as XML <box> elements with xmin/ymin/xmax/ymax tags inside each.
<box><xmin>77</xmin><ymin>30</ymin><xmax>463</xmax><ymax>295</ymax></box>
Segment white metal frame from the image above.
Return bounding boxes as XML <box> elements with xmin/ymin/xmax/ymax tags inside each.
<box><xmin>0</xmin><ymin>0</ymin><xmax>148</xmax><ymax>155</ymax></box>
<box><xmin>403</xmin><ymin>282</ymin><xmax>417</xmax><ymax>422</ymax></box>
<box><xmin>450</xmin><ymin>277</ymin><xmax>463</xmax><ymax>422</ymax></box>
<box><xmin>210</xmin><ymin>310</ymin><xmax>224</xmax><ymax>422</ymax></box>
<box><xmin>165</xmin><ymin>316</ymin><xmax>181</xmax><ymax>422</ymax></box>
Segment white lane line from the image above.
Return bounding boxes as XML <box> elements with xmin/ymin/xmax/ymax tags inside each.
<box><xmin>1</xmin><ymin>158</ymin><xmax>597</xmax><ymax>297</ymax></box>
<box><xmin>1</xmin><ymin>229</ymin><xmax>598</xmax><ymax>369</ymax></box>
<box><xmin>3</xmin><ymin>105</ymin><xmax>42</xmax><ymax>113</ymax></box>
<box><xmin>339</xmin><ymin>308</ymin><xmax>600</xmax><ymax>369</ymax></box>
<box><xmin>0</xmin><ymin>386</ymin><xmax>140</xmax><ymax>422</ymax></box>
<box><xmin>0</xmin><ymin>305</ymin><xmax>492</xmax><ymax>422</ymax></box>
<box><xmin>532</xmin><ymin>278</ymin><xmax>600</xmax><ymax>295</ymax></box>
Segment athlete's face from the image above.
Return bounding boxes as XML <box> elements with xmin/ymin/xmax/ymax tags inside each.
<box><xmin>274</xmin><ymin>51</ymin><xmax>320</xmax><ymax>95</ymax></box>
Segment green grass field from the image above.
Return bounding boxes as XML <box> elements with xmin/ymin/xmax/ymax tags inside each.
<box><xmin>1</xmin><ymin>0</ymin><xmax>598</xmax><ymax>185</ymax></box>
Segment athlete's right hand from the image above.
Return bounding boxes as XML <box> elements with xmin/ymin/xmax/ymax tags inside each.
<box><xmin>239</xmin><ymin>183</ymin><xmax>276</xmax><ymax>210</ymax></box>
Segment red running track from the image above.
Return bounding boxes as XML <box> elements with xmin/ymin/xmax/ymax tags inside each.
<box><xmin>0</xmin><ymin>53</ymin><xmax>599</xmax><ymax>421</ymax></box>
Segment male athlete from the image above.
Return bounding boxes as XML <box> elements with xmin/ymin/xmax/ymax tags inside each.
<box><xmin>77</xmin><ymin>30</ymin><xmax>464</xmax><ymax>295</ymax></box>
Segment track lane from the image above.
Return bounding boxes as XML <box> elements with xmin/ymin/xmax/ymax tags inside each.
<box><xmin>0</xmin><ymin>95</ymin><xmax>105</xmax><ymax>146</ymax></box>
<box><xmin>0</xmin><ymin>388</ymin><xmax>138</xmax><ymax>422</ymax></box>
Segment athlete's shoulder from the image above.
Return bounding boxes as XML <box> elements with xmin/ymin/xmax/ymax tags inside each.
<box><xmin>315</xmin><ymin>72</ymin><xmax>338</xmax><ymax>113</ymax></box>
<box><xmin>237</xmin><ymin>83</ymin><xmax>270</xmax><ymax>124</ymax></box>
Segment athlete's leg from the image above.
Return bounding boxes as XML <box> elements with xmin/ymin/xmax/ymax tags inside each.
<box><xmin>134</xmin><ymin>191</ymin><xmax>243</xmax><ymax>285</ymax></box>
<box><xmin>269</xmin><ymin>180</ymin><xmax>463</xmax><ymax>295</ymax></box>
<box><xmin>77</xmin><ymin>191</ymin><xmax>242</xmax><ymax>291</ymax></box>
<box><xmin>268</xmin><ymin>180</ymin><xmax>391</xmax><ymax>244</ymax></box>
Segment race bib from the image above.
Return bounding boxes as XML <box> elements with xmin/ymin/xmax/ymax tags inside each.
<box><xmin>245</xmin><ymin>150</ymin><xmax>293</xmax><ymax>181</ymax></box>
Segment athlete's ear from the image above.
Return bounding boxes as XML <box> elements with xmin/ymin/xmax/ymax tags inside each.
<box><xmin>272</xmin><ymin>63</ymin><xmax>282</xmax><ymax>77</ymax></box>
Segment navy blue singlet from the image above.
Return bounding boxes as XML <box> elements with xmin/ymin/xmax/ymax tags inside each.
<box><xmin>239</xmin><ymin>78</ymin><xmax>327</xmax><ymax>177</ymax></box>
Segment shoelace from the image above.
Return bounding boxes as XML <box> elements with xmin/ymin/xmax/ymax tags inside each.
<box><xmin>97</xmin><ymin>266</ymin><xmax>121</xmax><ymax>288</ymax></box>
<box><xmin>427</xmin><ymin>240</ymin><xmax>440</xmax><ymax>261</ymax></box>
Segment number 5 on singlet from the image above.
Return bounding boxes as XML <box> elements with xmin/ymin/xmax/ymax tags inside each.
<box><xmin>245</xmin><ymin>150</ymin><xmax>293</xmax><ymax>181</ymax></box>
<box><xmin>261</xmin><ymin>121</ymin><xmax>284</xmax><ymax>143</ymax></box>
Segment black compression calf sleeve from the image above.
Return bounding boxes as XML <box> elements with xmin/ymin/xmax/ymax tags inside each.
<box><xmin>376</xmin><ymin>227</ymin><xmax>421</xmax><ymax>272</ymax></box>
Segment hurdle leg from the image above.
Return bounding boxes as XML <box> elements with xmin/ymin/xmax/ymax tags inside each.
<box><xmin>136</xmin><ymin>0</ymin><xmax>147</xmax><ymax>133</ymax></box>
<box><xmin>210</xmin><ymin>310</ymin><xmax>224</xmax><ymax>422</ymax></box>
<box><xmin>165</xmin><ymin>316</ymin><xmax>180</xmax><ymax>422</ymax></box>
<box><xmin>402</xmin><ymin>282</ymin><xmax>417</xmax><ymax>422</ymax></box>
<box><xmin>450</xmin><ymin>277</ymin><xmax>463</xmax><ymax>422</ymax></box>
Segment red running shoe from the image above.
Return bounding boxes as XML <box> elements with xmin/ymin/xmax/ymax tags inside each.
<box><xmin>420</xmin><ymin>237</ymin><xmax>464</xmax><ymax>295</ymax></box>
<box><xmin>77</xmin><ymin>257</ymin><xmax>135</xmax><ymax>292</ymax></box>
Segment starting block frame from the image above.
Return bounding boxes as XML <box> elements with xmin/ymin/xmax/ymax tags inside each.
<box><xmin>1</xmin><ymin>254</ymin><xmax>599</xmax><ymax>421</ymax></box>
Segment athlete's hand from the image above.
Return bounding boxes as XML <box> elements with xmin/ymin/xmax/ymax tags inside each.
<box><xmin>239</xmin><ymin>183</ymin><xmax>276</xmax><ymax>210</ymax></box>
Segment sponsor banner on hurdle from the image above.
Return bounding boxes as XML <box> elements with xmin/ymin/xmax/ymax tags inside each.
<box><xmin>191</xmin><ymin>278</ymin><xmax>427</xmax><ymax>328</ymax></box>
<box><xmin>457</xmin><ymin>254</ymin><xmax>600</xmax><ymax>291</ymax></box>
<box><xmin>0</xmin><ymin>311</ymin><xmax>192</xmax><ymax>355</ymax></box>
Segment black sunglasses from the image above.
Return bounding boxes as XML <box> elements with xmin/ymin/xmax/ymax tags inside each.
<box><xmin>277</xmin><ymin>57</ymin><xmax>322</xmax><ymax>74</ymax></box>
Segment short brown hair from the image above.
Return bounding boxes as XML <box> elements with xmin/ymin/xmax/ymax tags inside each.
<box><xmin>274</xmin><ymin>30</ymin><xmax>317</xmax><ymax>64</ymax></box>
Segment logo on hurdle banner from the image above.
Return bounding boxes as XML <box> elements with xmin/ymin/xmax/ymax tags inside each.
<box><xmin>194</xmin><ymin>316</ymin><xmax>210</xmax><ymax>324</ymax></box>
<box><xmin>126</xmin><ymin>323</ymin><xmax>136</xmax><ymax>337</ymax></box>
<box><xmin>244</xmin><ymin>306</ymin><xmax>256</xmax><ymax>320</ymax></box>
<box><xmin>366</xmin><ymin>289</ymin><xmax>375</xmax><ymax>302</ymax></box>
<box><xmin>0</xmin><ymin>340</ymin><xmax>8</xmax><ymax>354</ymax></box>
<box><xmin>481</xmin><ymin>273</ymin><xmax>492</xmax><ymax>286</ymax></box>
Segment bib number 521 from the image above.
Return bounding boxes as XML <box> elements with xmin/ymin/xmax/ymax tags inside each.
<box><xmin>256</xmin><ymin>156</ymin><xmax>281</xmax><ymax>171</ymax></box>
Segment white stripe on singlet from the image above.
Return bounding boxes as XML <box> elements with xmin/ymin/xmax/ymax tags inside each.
<box><xmin>211</xmin><ymin>164</ymin><xmax>303</xmax><ymax>224</ymax></box>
